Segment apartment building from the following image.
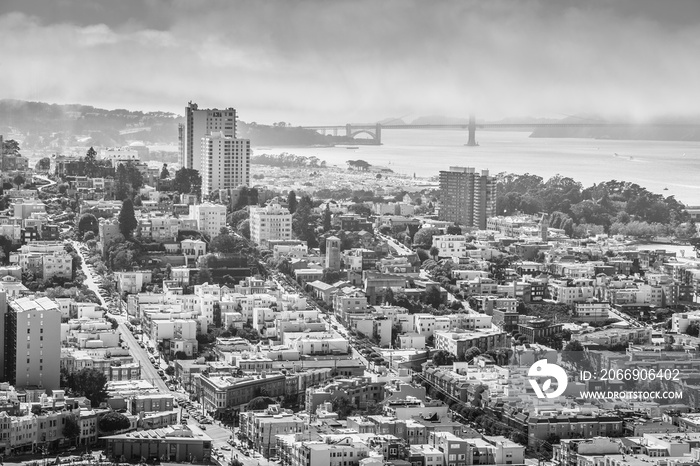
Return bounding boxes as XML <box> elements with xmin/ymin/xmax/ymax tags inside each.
<box><xmin>200</xmin><ymin>132</ymin><xmax>250</xmax><ymax>195</ymax></box>
<box><xmin>1</xmin><ymin>297</ymin><xmax>61</xmax><ymax>391</ymax></box>
<box><xmin>189</xmin><ymin>202</ymin><xmax>227</xmax><ymax>240</ymax></box>
<box><xmin>249</xmin><ymin>203</ymin><xmax>293</xmax><ymax>248</ymax></box>
<box><xmin>434</xmin><ymin>329</ymin><xmax>509</xmax><ymax>358</ymax></box>
<box><xmin>432</xmin><ymin>235</ymin><xmax>472</xmax><ymax>258</ymax></box>
<box><xmin>200</xmin><ymin>373</ymin><xmax>287</xmax><ymax>414</ymax></box>
<box><xmin>239</xmin><ymin>406</ymin><xmax>305</xmax><ymax>458</ymax></box>
<box><xmin>180</xmin><ymin>102</ymin><xmax>237</xmax><ymax>170</ymax></box>
<box><xmin>438</xmin><ymin>166</ymin><xmax>496</xmax><ymax>229</ymax></box>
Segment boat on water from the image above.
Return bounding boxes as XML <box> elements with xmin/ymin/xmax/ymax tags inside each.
<box><xmin>346</xmin><ymin>146</ymin><xmax>359</xmax><ymax>149</ymax></box>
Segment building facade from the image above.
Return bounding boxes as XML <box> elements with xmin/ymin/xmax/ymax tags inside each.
<box><xmin>438</xmin><ymin>166</ymin><xmax>496</xmax><ymax>229</ymax></box>
<box><xmin>250</xmin><ymin>203</ymin><xmax>293</xmax><ymax>248</ymax></box>
<box><xmin>200</xmin><ymin>132</ymin><xmax>250</xmax><ymax>195</ymax></box>
<box><xmin>1</xmin><ymin>297</ymin><xmax>61</xmax><ymax>391</ymax></box>
<box><xmin>179</xmin><ymin>102</ymin><xmax>237</xmax><ymax>171</ymax></box>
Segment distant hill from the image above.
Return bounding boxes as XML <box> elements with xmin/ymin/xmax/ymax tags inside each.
<box><xmin>238</xmin><ymin>122</ymin><xmax>356</xmax><ymax>147</ymax></box>
<box><xmin>530</xmin><ymin>115</ymin><xmax>700</xmax><ymax>141</ymax></box>
<box><xmin>3</xmin><ymin>100</ymin><xmax>699</xmax><ymax>148</ymax></box>
<box><xmin>410</xmin><ymin>115</ymin><xmax>469</xmax><ymax>125</ymax></box>
<box><xmin>0</xmin><ymin>99</ymin><xmax>358</xmax><ymax>149</ymax></box>
<box><xmin>0</xmin><ymin>99</ymin><xmax>182</xmax><ymax>148</ymax></box>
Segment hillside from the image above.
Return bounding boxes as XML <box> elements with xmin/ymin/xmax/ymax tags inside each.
<box><xmin>0</xmin><ymin>99</ymin><xmax>182</xmax><ymax>148</ymax></box>
<box><xmin>0</xmin><ymin>99</ymin><xmax>356</xmax><ymax>148</ymax></box>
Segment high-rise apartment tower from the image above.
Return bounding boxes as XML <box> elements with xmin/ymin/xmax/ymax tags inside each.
<box><xmin>179</xmin><ymin>102</ymin><xmax>238</xmax><ymax>171</ymax></box>
<box><xmin>438</xmin><ymin>166</ymin><xmax>497</xmax><ymax>229</ymax></box>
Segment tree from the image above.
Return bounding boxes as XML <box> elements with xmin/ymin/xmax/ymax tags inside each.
<box><xmin>77</xmin><ymin>213</ymin><xmax>99</xmax><ymax>238</ymax></box>
<box><xmin>463</xmin><ymin>346</ymin><xmax>481</xmax><ymax>362</ymax></box>
<box><xmin>429</xmin><ymin>246</ymin><xmax>440</xmax><ymax>260</ymax></box>
<box><xmin>425</xmin><ymin>286</ymin><xmax>443</xmax><ymax>307</ymax></box>
<box><xmin>432</xmin><ymin>350</ymin><xmax>456</xmax><ymax>366</ymax></box>
<box><xmin>686</xmin><ymin>322</ymin><xmax>700</xmax><ymax>337</ymax></box>
<box><xmin>173</xmin><ymin>168</ymin><xmax>202</xmax><ymax>196</ymax></box>
<box><xmin>446</xmin><ymin>223</ymin><xmax>462</xmax><ymax>235</ymax></box>
<box><xmin>213</xmin><ymin>302</ymin><xmax>222</xmax><ymax>328</ymax></box>
<box><xmin>65</xmin><ymin>368</ymin><xmax>109</xmax><ymax>407</ymax></box>
<box><xmin>118</xmin><ymin>198</ymin><xmax>138</xmax><ymax>238</ymax></box>
<box><xmin>197</xmin><ymin>267</ymin><xmax>213</xmax><ymax>285</ymax></box>
<box><xmin>238</xmin><ymin>326</ymin><xmax>260</xmax><ymax>342</ymax></box>
<box><xmin>98</xmin><ymin>411</ymin><xmax>131</xmax><ymax>433</ymax></box>
<box><xmin>391</xmin><ymin>322</ymin><xmax>402</xmax><ymax>345</ymax></box>
<box><xmin>115</xmin><ymin>164</ymin><xmax>129</xmax><ymax>200</ymax></box>
<box><xmin>238</xmin><ymin>219</ymin><xmax>251</xmax><ymax>239</ymax></box>
<box><xmin>160</xmin><ymin>163</ymin><xmax>169</xmax><ymax>179</ymax></box>
<box><xmin>247</xmin><ymin>396</ymin><xmax>276</xmax><ymax>411</ymax></box>
<box><xmin>332</xmin><ymin>396</ymin><xmax>355</xmax><ymax>419</ymax></box>
<box><xmin>346</xmin><ymin>159</ymin><xmax>371</xmax><ymax>171</ymax></box>
<box><xmin>323</xmin><ymin>204</ymin><xmax>332</xmax><ymax>232</ymax></box>
<box><xmin>2</xmin><ymin>139</ymin><xmax>20</xmax><ymax>156</ymax></box>
<box><xmin>85</xmin><ymin>147</ymin><xmax>97</xmax><ymax>177</ymax></box>
<box><xmin>380</xmin><ymin>287</ymin><xmax>395</xmax><ymax>306</ymax></box>
<box><xmin>413</xmin><ymin>228</ymin><xmax>440</xmax><ymax>249</ymax></box>
<box><xmin>562</xmin><ymin>340</ymin><xmax>588</xmax><ymax>371</ymax></box>
<box><xmin>35</xmin><ymin>157</ymin><xmax>51</xmax><ymax>172</ymax></box>
<box><xmin>348</xmin><ymin>203</ymin><xmax>372</xmax><ymax>217</ymax></box>
<box><xmin>287</xmin><ymin>191</ymin><xmax>298</xmax><ymax>214</ymax></box>
<box><xmin>321</xmin><ymin>268</ymin><xmax>341</xmax><ymax>284</ymax></box>
<box><xmin>13</xmin><ymin>174</ymin><xmax>25</xmax><ymax>190</ymax></box>
<box><xmin>63</xmin><ymin>414</ymin><xmax>80</xmax><ymax>445</ymax></box>
<box><xmin>210</xmin><ymin>234</ymin><xmax>244</xmax><ymax>253</ymax></box>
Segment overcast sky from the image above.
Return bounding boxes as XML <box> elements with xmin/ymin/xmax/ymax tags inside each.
<box><xmin>1</xmin><ymin>0</ymin><xmax>699</xmax><ymax>124</ymax></box>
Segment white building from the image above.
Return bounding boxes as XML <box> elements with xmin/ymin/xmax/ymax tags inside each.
<box><xmin>181</xmin><ymin>239</ymin><xmax>207</xmax><ymax>259</ymax></box>
<box><xmin>200</xmin><ymin>132</ymin><xmax>250</xmax><ymax>195</ymax></box>
<box><xmin>672</xmin><ymin>309</ymin><xmax>700</xmax><ymax>334</ymax></box>
<box><xmin>373</xmin><ymin>202</ymin><xmax>415</xmax><ymax>216</ymax></box>
<box><xmin>115</xmin><ymin>271</ymin><xmax>153</xmax><ymax>294</ymax></box>
<box><xmin>151</xmin><ymin>319</ymin><xmax>197</xmax><ymax>341</ymax></box>
<box><xmin>432</xmin><ymin>235</ymin><xmax>471</xmax><ymax>258</ymax></box>
<box><xmin>100</xmin><ymin>147</ymin><xmax>139</xmax><ymax>163</ymax></box>
<box><xmin>189</xmin><ymin>203</ymin><xmax>228</xmax><ymax>240</ymax></box>
<box><xmin>42</xmin><ymin>252</ymin><xmax>73</xmax><ymax>280</ymax></box>
<box><xmin>249</xmin><ymin>203</ymin><xmax>292</xmax><ymax>248</ymax></box>
<box><xmin>573</xmin><ymin>300</ymin><xmax>612</xmax><ymax>320</ymax></box>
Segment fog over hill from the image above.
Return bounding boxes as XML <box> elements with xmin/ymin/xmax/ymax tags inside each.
<box><xmin>2</xmin><ymin>99</ymin><xmax>699</xmax><ymax>148</ymax></box>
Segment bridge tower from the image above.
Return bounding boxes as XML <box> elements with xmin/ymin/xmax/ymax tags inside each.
<box><xmin>467</xmin><ymin>114</ymin><xmax>477</xmax><ymax>146</ymax></box>
<box><xmin>375</xmin><ymin>123</ymin><xmax>382</xmax><ymax>145</ymax></box>
<box><xmin>346</xmin><ymin>124</ymin><xmax>352</xmax><ymax>139</ymax></box>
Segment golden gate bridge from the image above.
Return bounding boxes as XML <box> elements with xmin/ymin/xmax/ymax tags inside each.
<box><xmin>300</xmin><ymin>115</ymin><xmax>699</xmax><ymax>146</ymax></box>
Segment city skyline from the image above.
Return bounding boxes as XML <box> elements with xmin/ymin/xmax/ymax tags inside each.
<box><xmin>1</xmin><ymin>0</ymin><xmax>700</xmax><ymax>124</ymax></box>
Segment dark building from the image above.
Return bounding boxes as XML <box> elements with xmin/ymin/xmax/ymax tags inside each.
<box><xmin>339</xmin><ymin>215</ymin><xmax>373</xmax><ymax>232</ymax></box>
<box><xmin>438</xmin><ymin>166</ymin><xmax>496</xmax><ymax>229</ymax></box>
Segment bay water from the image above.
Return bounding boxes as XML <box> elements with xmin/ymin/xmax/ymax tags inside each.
<box><xmin>257</xmin><ymin>129</ymin><xmax>700</xmax><ymax>205</ymax></box>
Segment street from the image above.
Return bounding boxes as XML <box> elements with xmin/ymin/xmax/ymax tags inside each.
<box><xmin>117</xmin><ymin>321</ymin><xmax>170</xmax><ymax>392</ymax></box>
<box><xmin>72</xmin><ymin>241</ymin><xmax>170</xmax><ymax>393</ymax></box>
<box><xmin>71</xmin><ymin>240</ymin><xmax>106</xmax><ymax>308</ymax></box>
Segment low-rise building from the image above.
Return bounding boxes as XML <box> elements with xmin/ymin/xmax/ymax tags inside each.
<box><xmin>103</xmin><ymin>425</ymin><xmax>212</xmax><ymax>463</ymax></box>
<box><xmin>434</xmin><ymin>330</ymin><xmax>509</xmax><ymax>358</ymax></box>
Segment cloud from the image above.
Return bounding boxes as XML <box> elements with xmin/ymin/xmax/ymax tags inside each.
<box><xmin>1</xmin><ymin>0</ymin><xmax>699</xmax><ymax>123</ymax></box>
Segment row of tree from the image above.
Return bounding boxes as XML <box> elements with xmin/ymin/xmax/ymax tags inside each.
<box><xmin>497</xmin><ymin>174</ymin><xmax>691</xmax><ymax>237</ymax></box>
